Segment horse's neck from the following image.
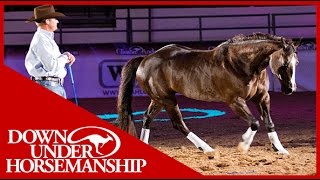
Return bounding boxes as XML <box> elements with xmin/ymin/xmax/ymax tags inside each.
<box><xmin>248</xmin><ymin>42</ymin><xmax>282</xmax><ymax>74</ymax></box>
<box><xmin>219</xmin><ymin>42</ymin><xmax>281</xmax><ymax>78</ymax></box>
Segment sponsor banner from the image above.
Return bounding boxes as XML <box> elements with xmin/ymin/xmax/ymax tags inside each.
<box><xmin>0</xmin><ymin>67</ymin><xmax>202</xmax><ymax>178</ymax></box>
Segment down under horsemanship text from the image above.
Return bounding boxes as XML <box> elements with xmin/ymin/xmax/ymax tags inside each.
<box><xmin>6</xmin><ymin>129</ymin><xmax>147</xmax><ymax>173</ymax></box>
<box><xmin>7</xmin><ymin>158</ymin><xmax>146</xmax><ymax>173</ymax></box>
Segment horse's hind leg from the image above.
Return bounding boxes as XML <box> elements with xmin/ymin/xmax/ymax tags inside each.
<box><xmin>251</xmin><ymin>92</ymin><xmax>289</xmax><ymax>155</ymax></box>
<box><xmin>140</xmin><ymin>100</ymin><xmax>163</xmax><ymax>144</ymax></box>
<box><xmin>163</xmin><ymin>99</ymin><xmax>214</xmax><ymax>153</ymax></box>
<box><xmin>228</xmin><ymin>97</ymin><xmax>260</xmax><ymax>153</ymax></box>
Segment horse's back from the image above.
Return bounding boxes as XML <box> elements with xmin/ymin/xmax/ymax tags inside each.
<box><xmin>136</xmin><ymin>44</ymin><xmax>223</xmax><ymax>102</ymax></box>
<box><xmin>137</xmin><ymin>44</ymin><xmax>214</xmax><ymax>80</ymax></box>
<box><xmin>138</xmin><ymin>44</ymin><xmax>210</xmax><ymax>75</ymax></box>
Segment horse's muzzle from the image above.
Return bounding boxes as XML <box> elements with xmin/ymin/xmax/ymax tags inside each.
<box><xmin>282</xmin><ymin>87</ymin><xmax>293</xmax><ymax>95</ymax></box>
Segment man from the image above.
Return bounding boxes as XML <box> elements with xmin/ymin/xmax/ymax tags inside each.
<box><xmin>25</xmin><ymin>4</ymin><xmax>76</xmax><ymax>98</ymax></box>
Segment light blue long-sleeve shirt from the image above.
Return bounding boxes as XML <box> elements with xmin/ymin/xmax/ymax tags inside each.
<box><xmin>25</xmin><ymin>27</ymin><xmax>69</xmax><ymax>79</ymax></box>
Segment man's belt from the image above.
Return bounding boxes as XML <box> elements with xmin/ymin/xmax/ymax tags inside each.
<box><xmin>31</xmin><ymin>76</ymin><xmax>63</xmax><ymax>85</ymax></box>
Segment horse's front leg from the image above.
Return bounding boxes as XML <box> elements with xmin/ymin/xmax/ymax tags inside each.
<box><xmin>252</xmin><ymin>93</ymin><xmax>289</xmax><ymax>155</ymax></box>
<box><xmin>229</xmin><ymin>97</ymin><xmax>260</xmax><ymax>153</ymax></box>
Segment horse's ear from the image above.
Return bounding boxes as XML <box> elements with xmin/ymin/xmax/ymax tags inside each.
<box><xmin>281</xmin><ymin>37</ymin><xmax>288</xmax><ymax>48</ymax></box>
<box><xmin>294</xmin><ymin>37</ymin><xmax>302</xmax><ymax>48</ymax></box>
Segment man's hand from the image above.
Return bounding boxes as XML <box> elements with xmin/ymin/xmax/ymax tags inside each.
<box><xmin>63</xmin><ymin>52</ymin><xmax>76</xmax><ymax>65</ymax></box>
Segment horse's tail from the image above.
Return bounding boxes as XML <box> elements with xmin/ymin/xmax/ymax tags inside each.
<box><xmin>117</xmin><ymin>56</ymin><xmax>144</xmax><ymax>137</ymax></box>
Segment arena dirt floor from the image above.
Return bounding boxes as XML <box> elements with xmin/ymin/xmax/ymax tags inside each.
<box><xmin>76</xmin><ymin>91</ymin><xmax>316</xmax><ymax>176</ymax></box>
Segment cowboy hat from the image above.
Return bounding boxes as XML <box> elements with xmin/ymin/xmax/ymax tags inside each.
<box><xmin>26</xmin><ymin>4</ymin><xmax>65</xmax><ymax>23</ymax></box>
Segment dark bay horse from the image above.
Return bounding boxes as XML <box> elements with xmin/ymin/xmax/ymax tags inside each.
<box><xmin>117</xmin><ymin>33</ymin><xmax>301</xmax><ymax>155</ymax></box>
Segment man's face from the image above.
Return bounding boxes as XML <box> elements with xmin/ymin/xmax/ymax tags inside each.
<box><xmin>46</xmin><ymin>18</ymin><xmax>59</xmax><ymax>32</ymax></box>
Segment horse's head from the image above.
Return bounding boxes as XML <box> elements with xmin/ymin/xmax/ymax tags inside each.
<box><xmin>269</xmin><ymin>38</ymin><xmax>301</xmax><ymax>95</ymax></box>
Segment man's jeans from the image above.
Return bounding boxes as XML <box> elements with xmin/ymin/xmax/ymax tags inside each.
<box><xmin>36</xmin><ymin>80</ymin><xmax>67</xmax><ymax>99</ymax></box>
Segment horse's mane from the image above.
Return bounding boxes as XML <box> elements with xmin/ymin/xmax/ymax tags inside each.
<box><xmin>219</xmin><ymin>32</ymin><xmax>291</xmax><ymax>46</ymax></box>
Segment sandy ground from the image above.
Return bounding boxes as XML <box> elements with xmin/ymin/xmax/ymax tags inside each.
<box><xmin>77</xmin><ymin>92</ymin><xmax>316</xmax><ymax>175</ymax></box>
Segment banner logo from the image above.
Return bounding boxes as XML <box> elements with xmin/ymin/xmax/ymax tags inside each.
<box><xmin>6</xmin><ymin>126</ymin><xmax>146</xmax><ymax>173</ymax></box>
<box><xmin>115</xmin><ymin>45</ymin><xmax>155</xmax><ymax>55</ymax></box>
<box><xmin>66</xmin><ymin>126</ymin><xmax>121</xmax><ymax>158</ymax></box>
<box><xmin>99</xmin><ymin>60</ymin><xmax>127</xmax><ymax>88</ymax></box>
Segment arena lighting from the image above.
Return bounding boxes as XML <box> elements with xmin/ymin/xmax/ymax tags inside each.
<box><xmin>97</xmin><ymin>108</ymin><xmax>226</xmax><ymax>122</ymax></box>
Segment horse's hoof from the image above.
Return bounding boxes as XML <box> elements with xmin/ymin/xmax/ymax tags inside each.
<box><xmin>271</xmin><ymin>143</ymin><xmax>289</xmax><ymax>155</ymax></box>
<box><xmin>202</xmin><ymin>147</ymin><xmax>214</xmax><ymax>153</ymax></box>
<box><xmin>198</xmin><ymin>145</ymin><xmax>214</xmax><ymax>153</ymax></box>
<box><xmin>238</xmin><ymin>142</ymin><xmax>249</xmax><ymax>154</ymax></box>
<box><xmin>204</xmin><ymin>149</ymin><xmax>219</xmax><ymax>160</ymax></box>
<box><xmin>276</xmin><ymin>149</ymin><xmax>289</xmax><ymax>155</ymax></box>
